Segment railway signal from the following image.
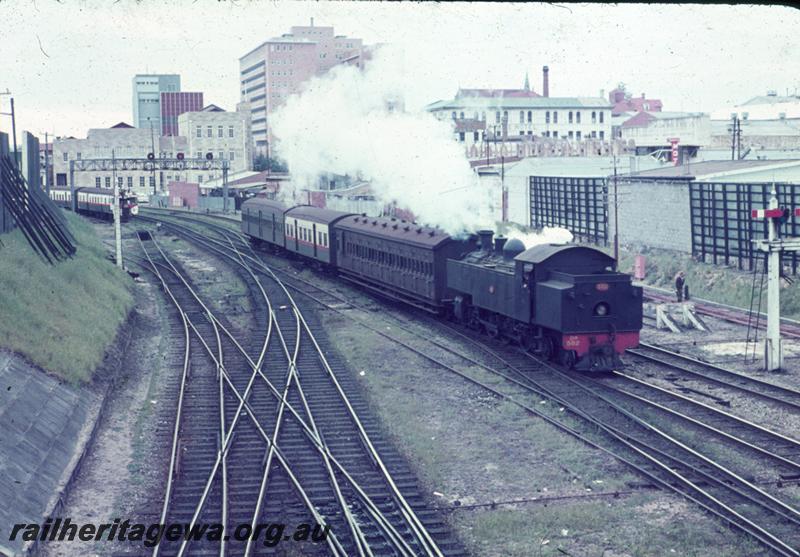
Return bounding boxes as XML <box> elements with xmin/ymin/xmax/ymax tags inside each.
<box><xmin>751</xmin><ymin>186</ymin><xmax>800</xmax><ymax>371</ymax></box>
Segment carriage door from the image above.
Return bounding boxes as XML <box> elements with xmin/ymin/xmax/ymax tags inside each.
<box><xmin>271</xmin><ymin>213</ymin><xmax>276</xmax><ymax>243</ymax></box>
<box><xmin>293</xmin><ymin>219</ymin><xmax>299</xmax><ymax>250</ymax></box>
<box><xmin>312</xmin><ymin>223</ymin><xmax>318</xmax><ymax>258</ymax></box>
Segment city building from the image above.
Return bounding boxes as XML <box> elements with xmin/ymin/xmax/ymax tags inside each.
<box><xmin>132</xmin><ymin>74</ymin><xmax>181</xmax><ymax>130</ymax></box>
<box><xmin>608</xmin><ymin>84</ymin><xmax>663</xmax><ymax>116</ymax></box>
<box><xmin>39</xmin><ymin>141</ymin><xmax>53</xmax><ymax>190</ymax></box>
<box><xmin>710</xmin><ymin>91</ymin><xmax>800</xmax><ymax>151</ymax></box>
<box><xmin>427</xmin><ymin>68</ymin><xmax>613</xmax><ymax>145</ymax></box>
<box><xmin>177</xmin><ymin>103</ymin><xmax>253</xmax><ymax>181</ymax></box>
<box><xmin>239</xmin><ymin>19</ymin><xmax>365</xmax><ymax>156</ymax></box>
<box><xmin>160</xmin><ymin>91</ymin><xmax>204</xmax><ymax>136</ymax></box>
<box><xmin>619</xmin><ymin>111</ymin><xmax>711</xmax><ymax>162</ymax></box>
<box><xmin>53</xmin><ymin>122</ymin><xmax>190</xmax><ymax>196</ymax></box>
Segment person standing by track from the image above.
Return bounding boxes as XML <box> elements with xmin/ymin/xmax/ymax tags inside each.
<box><xmin>674</xmin><ymin>271</ymin><xmax>686</xmax><ymax>302</ymax></box>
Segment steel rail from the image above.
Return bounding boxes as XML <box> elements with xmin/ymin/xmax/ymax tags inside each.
<box><xmin>602</xmin><ymin>373</ymin><xmax>800</xmax><ymax>474</ymax></box>
<box><xmin>631</xmin><ymin>343</ymin><xmax>800</xmax><ymax>410</ymax></box>
<box><xmin>145</xmin><ymin>229</ymin><xmax>419</xmax><ymax>557</ymax></box>
<box><xmin>138</xmin><ymin>240</ymin><xmax>191</xmax><ymax>557</ymax></box>
<box><xmin>141</xmin><ymin>214</ymin><xmax>443</xmax><ymax>556</ymax></box>
<box><xmin>139</xmin><ymin>236</ymin><xmax>347</xmax><ymax>557</ymax></box>
<box><xmin>225</xmin><ymin>239</ymin><xmax>800</xmax><ymax>556</ymax></box>
<box><xmin>142</xmin><ymin>212</ymin><xmax>800</xmax><ymax>556</ymax></box>
<box><xmin>144</xmin><ymin>226</ymin><xmax>411</xmax><ymax>556</ymax></box>
<box><xmin>127</xmin><ymin>237</ymin><xmax>413</xmax><ymax>555</ymax></box>
<box><xmin>225</xmin><ymin>237</ymin><xmax>374</xmax><ymax>557</ymax></box>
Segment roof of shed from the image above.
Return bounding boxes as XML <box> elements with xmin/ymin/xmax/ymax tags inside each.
<box><xmin>623</xmin><ymin>159</ymin><xmax>800</xmax><ymax>180</ymax></box>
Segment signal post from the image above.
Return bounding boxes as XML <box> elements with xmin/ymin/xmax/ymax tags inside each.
<box><xmin>751</xmin><ymin>186</ymin><xmax>800</xmax><ymax>371</ymax></box>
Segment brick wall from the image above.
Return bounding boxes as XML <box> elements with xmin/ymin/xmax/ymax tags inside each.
<box><xmin>609</xmin><ymin>178</ymin><xmax>692</xmax><ymax>252</ymax></box>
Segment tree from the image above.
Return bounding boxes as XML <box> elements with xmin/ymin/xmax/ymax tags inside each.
<box><xmin>253</xmin><ymin>154</ymin><xmax>288</xmax><ymax>173</ymax></box>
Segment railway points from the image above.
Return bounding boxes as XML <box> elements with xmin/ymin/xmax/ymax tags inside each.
<box><xmin>137</xmin><ymin>209</ymin><xmax>800</xmax><ymax>556</ymax></box>
<box><xmin>129</xmin><ymin>215</ymin><xmax>463</xmax><ymax>557</ymax></box>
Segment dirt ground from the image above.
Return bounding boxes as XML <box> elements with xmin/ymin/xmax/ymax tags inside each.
<box><xmin>40</xmin><ymin>225</ymin><xmax>175</xmax><ymax>557</ymax></box>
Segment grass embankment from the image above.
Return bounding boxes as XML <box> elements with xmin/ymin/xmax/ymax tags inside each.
<box><xmin>616</xmin><ymin>246</ymin><xmax>800</xmax><ymax>320</ymax></box>
<box><xmin>0</xmin><ymin>212</ymin><xmax>134</xmax><ymax>383</ymax></box>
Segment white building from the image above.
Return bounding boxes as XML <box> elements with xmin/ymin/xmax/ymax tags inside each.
<box><xmin>620</xmin><ymin>111</ymin><xmax>711</xmax><ymax>160</ymax></box>
<box><xmin>710</xmin><ymin>93</ymin><xmax>800</xmax><ymax>150</ymax></box>
<box><xmin>53</xmin><ymin>124</ymin><xmax>199</xmax><ymax>196</ymax></box>
<box><xmin>426</xmin><ymin>94</ymin><xmax>613</xmax><ymax>145</ymax></box>
<box><xmin>177</xmin><ymin>103</ymin><xmax>253</xmax><ymax>183</ymax></box>
<box><xmin>132</xmin><ymin>74</ymin><xmax>180</xmax><ymax>130</ymax></box>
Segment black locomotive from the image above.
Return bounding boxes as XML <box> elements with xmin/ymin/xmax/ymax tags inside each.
<box><xmin>242</xmin><ymin>197</ymin><xmax>642</xmax><ymax>371</ymax></box>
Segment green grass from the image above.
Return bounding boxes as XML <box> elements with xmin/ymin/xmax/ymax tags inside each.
<box><xmin>0</xmin><ymin>212</ymin><xmax>134</xmax><ymax>383</ymax></box>
<box><xmin>454</xmin><ymin>494</ymin><xmax>764</xmax><ymax>557</ymax></box>
<box><xmin>616</xmin><ymin>245</ymin><xmax>800</xmax><ymax>320</ymax></box>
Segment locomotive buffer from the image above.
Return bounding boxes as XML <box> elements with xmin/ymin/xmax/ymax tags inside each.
<box><xmin>751</xmin><ymin>186</ymin><xmax>800</xmax><ymax>371</ymax></box>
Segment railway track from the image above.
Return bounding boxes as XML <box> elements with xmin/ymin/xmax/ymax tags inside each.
<box><xmin>629</xmin><ymin>343</ymin><xmax>800</xmax><ymax>411</ymax></box>
<box><xmin>138</xmin><ymin>210</ymin><xmax>800</xmax><ymax>556</ymax></box>
<box><xmin>134</xmin><ymin>216</ymin><xmax>464</xmax><ymax>557</ymax></box>
<box><xmin>643</xmin><ymin>288</ymin><xmax>800</xmax><ymax>340</ymax></box>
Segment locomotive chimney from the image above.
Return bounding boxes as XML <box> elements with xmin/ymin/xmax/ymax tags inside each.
<box><xmin>477</xmin><ymin>229</ymin><xmax>494</xmax><ymax>252</ymax></box>
<box><xmin>542</xmin><ymin>65</ymin><xmax>549</xmax><ymax>98</ymax></box>
<box><xmin>494</xmin><ymin>235</ymin><xmax>507</xmax><ymax>254</ymax></box>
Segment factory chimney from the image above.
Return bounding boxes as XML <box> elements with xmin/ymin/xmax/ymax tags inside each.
<box><xmin>542</xmin><ymin>66</ymin><xmax>550</xmax><ymax>98</ymax></box>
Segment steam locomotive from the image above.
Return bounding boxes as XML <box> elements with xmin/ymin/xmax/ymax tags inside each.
<box><xmin>241</xmin><ymin>197</ymin><xmax>642</xmax><ymax>371</ymax></box>
<box><xmin>49</xmin><ymin>187</ymin><xmax>139</xmax><ymax>221</ymax></box>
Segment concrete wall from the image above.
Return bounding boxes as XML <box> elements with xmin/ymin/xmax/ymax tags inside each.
<box><xmin>0</xmin><ymin>131</ymin><xmax>14</xmax><ymax>233</ymax></box>
<box><xmin>609</xmin><ymin>178</ymin><xmax>692</xmax><ymax>252</ymax></box>
<box><xmin>168</xmin><ymin>181</ymin><xmax>200</xmax><ymax>209</ymax></box>
<box><xmin>20</xmin><ymin>131</ymin><xmax>40</xmax><ymax>189</ymax></box>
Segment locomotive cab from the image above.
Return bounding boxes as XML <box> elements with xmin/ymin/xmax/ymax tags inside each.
<box><xmin>517</xmin><ymin>244</ymin><xmax>642</xmax><ymax>371</ymax></box>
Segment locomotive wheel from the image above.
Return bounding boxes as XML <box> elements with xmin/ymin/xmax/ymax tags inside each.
<box><xmin>540</xmin><ymin>338</ymin><xmax>554</xmax><ymax>361</ymax></box>
<box><xmin>521</xmin><ymin>335</ymin><xmax>535</xmax><ymax>353</ymax></box>
<box><xmin>560</xmin><ymin>350</ymin><xmax>577</xmax><ymax>369</ymax></box>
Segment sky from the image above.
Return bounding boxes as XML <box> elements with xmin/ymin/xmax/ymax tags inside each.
<box><xmin>1</xmin><ymin>1</ymin><xmax>799</xmax><ymax>140</ymax></box>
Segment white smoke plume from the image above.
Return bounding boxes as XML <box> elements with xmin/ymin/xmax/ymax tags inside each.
<box><xmin>270</xmin><ymin>45</ymin><xmax>495</xmax><ymax>236</ymax></box>
<box><xmin>502</xmin><ymin>224</ymin><xmax>574</xmax><ymax>250</ymax></box>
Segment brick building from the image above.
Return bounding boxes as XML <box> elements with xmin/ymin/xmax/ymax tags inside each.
<box><xmin>160</xmin><ymin>92</ymin><xmax>204</xmax><ymax>136</ymax></box>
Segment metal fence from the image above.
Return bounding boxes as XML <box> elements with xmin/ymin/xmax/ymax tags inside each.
<box><xmin>529</xmin><ymin>176</ymin><xmax>608</xmax><ymax>245</ymax></box>
<box><xmin>689</xmin><ymin>182</ymin><xmax>800</xmax><ymax>274</ymax></box>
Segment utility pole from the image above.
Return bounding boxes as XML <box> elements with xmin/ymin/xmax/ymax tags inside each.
<box><xmin>0</xmin><ymin>91</ymin><xmax>17</xmax><ymax>168</ymax></box>
<box><xmin>111</xmin><ymin>149</ymin><xmax>123</xmax><ymax>268</ymax></box>
<box><xmin>730</xmin><ymin>115</ymin><xmax>741</xmax><ymax>161</ymax></box>
<box><xmin>752</xmin><ymin>186</ymin><xmax>800</xmax><ymax>371</ymax></box>
<box><xmin>10</xmin><ymin>98</ymin><xmax>17</xmax><ymax>168</ymax></box>
<box><xmin>737</xmin><ymin>117</ymin><xmax>742</xmax><ymax>160</ymax></box>
<box><xmin>43</xmin><ymin>131</ymin><xmax>50</xmax><ymax>194</ymax></box>
<box><xmin>613</xmin><ymin>154</ymin><xmax>620</xmax><ymax>266</ymax></box>
<box><xmin>148</xmin><ymin>117</ymin><xmax>156</xmax><ymax>196</ymax></box>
